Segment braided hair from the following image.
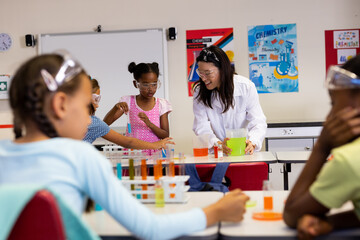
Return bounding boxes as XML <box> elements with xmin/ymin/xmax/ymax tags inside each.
<box><xmin>9</xmin><ymin>54</ymin><xmax>84</xmax><ymax>139</ymax></box>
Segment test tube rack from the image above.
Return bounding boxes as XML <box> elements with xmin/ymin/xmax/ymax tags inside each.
<box><xmin>121</xmin><ymin>176</ymin><xmax>190</xmax><ymax>203</ymax></box>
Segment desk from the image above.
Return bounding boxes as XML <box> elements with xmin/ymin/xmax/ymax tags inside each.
<box><xmin>83</xmin><ymin>192</ymin><xmax>222</xmax><ymax>240</ymax></box>
<box><xmin>181</xmin><ymin>152</ymin><xmax>277</xmax><ymax>165</ymax></box>
<box><xmin>117</xmin><ymin>152</ymin><xmax>276</xmax><ymax>169</ymax></box>
<box><xmin>276</xmin><ymin>151</ymin><xmax>310</xmax><ymax>190</ymax></box>
<box><xmin>220</xmin><ymin>191</ymin><xmax>360</xmax><ymax>239</ymax></box>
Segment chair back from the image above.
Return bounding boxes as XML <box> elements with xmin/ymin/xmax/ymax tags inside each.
<box><xmin>196</xmin><ymin>162</ymin><xmax>269</xmax><ymax>190</ymax></box>
<box><xmin>8</xmin><ymin>190</ymin><xmax>66</xmax><ymax>240</ymax></box>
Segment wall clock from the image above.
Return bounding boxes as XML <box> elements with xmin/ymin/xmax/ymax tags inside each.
<box><xmin>0</xmin><ymin>33</ymin><xmax>12</xmax><ymax>51</ymax></box>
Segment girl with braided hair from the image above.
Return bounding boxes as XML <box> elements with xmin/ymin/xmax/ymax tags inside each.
<box><xmin>0</xmin><ymin>52</ymin><xmax>249</xmax><ymax>240</ymax></box>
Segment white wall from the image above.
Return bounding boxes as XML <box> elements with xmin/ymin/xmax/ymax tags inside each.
<box><xmin>1</xmin><ymin>0</ymin><xmax>359</xmax><ymax>153</ymax></box>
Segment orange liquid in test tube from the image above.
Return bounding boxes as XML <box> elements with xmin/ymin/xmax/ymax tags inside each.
<box><xmin>169</xmin><ymin>161</ymin><xmax>175</xmax><ymax>198</ymax></box>
<box><xmin>154</xmin><ymin>159</ymin><xmax>162</xmax><ymax>180</ymax></box>
<box><xmin>141</xmin><ymin>159</ymin><xmax>148</xmax><ymax>199</ymax></box>
<box><xmin>264</xmin><ymin>196</ymin><xmax>273</xmax><ymax>210</ymax></box>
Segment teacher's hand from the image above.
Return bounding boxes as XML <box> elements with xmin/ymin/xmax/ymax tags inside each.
<box><xmin>245</xmin><ymin>140</ymin><xmax>255</xmax><ymax>155</ymax></box>
<box><xmin>221</xmin><ymin>138</ymin><xmax>232</xmax><ymax>155</ymax></box>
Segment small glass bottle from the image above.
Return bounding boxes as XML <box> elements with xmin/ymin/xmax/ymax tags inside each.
<box><xmin>263</xmin><ymin>180</ymin><xmax>273</xmax><ymax>211</ymax></box>
<box><xmin>218</xmin><ymin>143</ymin><xmax>223</xmax><ymax>159</ymax></box>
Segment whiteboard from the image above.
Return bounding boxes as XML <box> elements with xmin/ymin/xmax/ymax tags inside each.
<box><xmin>39</xmin><ymin>28</ymin><xmax>168</xmax><ymax>128</ymax></box>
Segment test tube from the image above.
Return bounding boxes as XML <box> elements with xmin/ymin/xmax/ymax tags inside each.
<box><xmin>155</xmin><ymin>180</ymin><xmax>165</xmax><ymax>207</ymax></box>
<box><xmin>154</xmin><ymin>158</ymin><xmax>162</xmax><ymax>180</ymax></box>
<box><xmin>134</xmin><ymin>151</ymin><xmax>141</xmax><ymax>199</ymax></box>
<box><xmin>178</xmin><ymin>152</ymin><xmax>185</xmax><ymax>176</ymax></box>
<box><xmin>263</xmin><ymin>180</ymin><xmax>273</xmax><ymax>211</ymax></box>
<box><xmin>116</xmin><ymin>159</ymin><xmax>122</xmax><ymax>180</ymax></box>
<box><xmin>141</xmin><ymin>158</ymin><xmax>148</xmax><ymax>199</ymax></box>
<box><xmin>127</xmin><ymin>114</ymin><xmax>131</xmax><ymax>135</ymax></box>
<box><xmin>129</xmin><ymin>158</ymin><xmax>135</xmax><ymax>191</ymax></box>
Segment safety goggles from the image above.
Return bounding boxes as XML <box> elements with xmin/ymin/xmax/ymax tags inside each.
<box><xmin>196</xmin><ymin>68</ymin><xmax>218</xmax><ymax>79</ymax></box>
<box><xmin>136</xmin><ymin>81</ymin><xmax>161</xmax><ymax>90</ymax></box>
<box><xmin>41</xmin><ymin>50</ymin><xmax>83</xmax><ymax>91</ymax></box>
<box><xmin>198</xmin><ymin>48</ymin><xmax>220</xmax><ymax>62</ymax></box>
<box><xmin>92</xmin><ymin>94</ymin><xmax>101</xmax><ymax>104</ymax></box>
<box><xmin>325</xmin><ymin>65</ymin><xmax>360</xmax><ymax>90</ymax></box>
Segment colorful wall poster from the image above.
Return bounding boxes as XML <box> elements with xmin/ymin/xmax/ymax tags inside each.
<box><xmin>248</xmin><ymin>24</ymin><xmax>299</xmax><ymax>93</ymax></box>
<box><xmin>186</xmin><ymin>28</ymin><xmax>234</xmax><ymax>96</ymax></box>
<box><xmin>325</xmin><ymin>29</ymin><xmax>359</xmax><ymax>71</ymax></box>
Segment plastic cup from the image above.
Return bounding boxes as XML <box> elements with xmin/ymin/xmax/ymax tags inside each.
<box><xmin>226</xmin><ymin>128</ymin><xmax>247</xmax><ymax>156</ymax></box>
<box><xmin>193</xmin><ymin>134</ymin><xmax>209</xmax><ymax>157</ymax></box>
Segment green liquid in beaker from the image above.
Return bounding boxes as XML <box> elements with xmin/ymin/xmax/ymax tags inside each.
<box><xmin>227</xmin><ymin>137</ymin><xmax>246</xmax><ymax>156</ymax></box>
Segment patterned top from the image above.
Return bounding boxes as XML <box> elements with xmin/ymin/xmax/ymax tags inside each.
<box><xmin>83</xmin><ymin>115</ymin><xmax>111</xmax><ymax>143</ymax></box>
<box><xmin>120</xmin><ymin>95</ymin><xmax>172</xmax><ymax>155</ymax></box>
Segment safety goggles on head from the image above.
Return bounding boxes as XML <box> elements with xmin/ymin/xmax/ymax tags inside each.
<box><xmin>136</xmin><ymin>80</ymin><xmax>161</xmax><ymax>90</ymax></box>
<box><xmin>41</xmin><ymin>50</ymin><xmax>83</xmax><ymax>91</ymax></box>
<box><xmin>325</xmin><ymin>65</ymin><xmax>360</xmax><ymax>90</ymax></box>
<box><xmin>196</xmin><ymin>68</ymin><xmax>218</xmax><ymax>79</ymax></box>
<box><xmin>92</xmin><ymin>94</ymin><xmax>101</xmax><ymax>104</ymax></box>
<box><xmin>198</xmin><ymin>48</ymin><xmax>219</xmax><ymax>62</ymax></box>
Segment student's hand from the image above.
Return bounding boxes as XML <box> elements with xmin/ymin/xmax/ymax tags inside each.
<box><xmin>317</xmin><ymin>107</ymin><xmax>360</xmax><ymax>152</ymax></box>
<box><xmin>222</xmin><ymin>138</ymin><xmax>232</xmax><ymax>155</ymax></box>
<box><xmin>245</xmin><ymin>140</ymin><xmax>255</xmax><ymax>155</ymax></box>
<box><xmin>203</xmin><ymin>189</ymin><xmax>249</xmax><ymax>226</ymax></box>
<box><xmin>153</xmin><ymin>137</ymin><xmax>175</xmax><ymax>149</ymax></box>
<box><xmin>138</xmin><ymin>112</ymin><xmax>151</xmax><ymax>126</ymax></box>
<box><xmin>297</xmin><ymin>214</ymin><xmax>333</xmax><ymax>240</ymax></box>
<box><xmin>116</xmin><ymin>102</ymin><xmax>129</xmax><ymax>114</ymax></box>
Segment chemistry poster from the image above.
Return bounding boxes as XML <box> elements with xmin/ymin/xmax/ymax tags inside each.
<box><xmin>248</xmin><ymin>24</ymin><xmax>299</xmax><ymax>93</ymax></box>
<box><xmin>325</xmin><ymin>29</ymin><xmax>359</xmax><ymax>72</ymax></box>
<box><xmin>186</xmin><ymin>28</ymin><xmax>234</xmax><ymax>96</ymax></box>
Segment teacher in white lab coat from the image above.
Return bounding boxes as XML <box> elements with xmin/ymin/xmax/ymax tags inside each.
<box><xmin>193</xmin><ymin>45</ymin><xmax>267</xmax><ymax>155</ymax></box>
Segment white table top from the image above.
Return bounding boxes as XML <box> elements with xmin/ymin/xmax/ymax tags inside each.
<box><xmin>220</xmin><ymin>190</ymin><xmax>360</xmax><ymax>239</ymax></box>
<box><xmin>177</xmin><ymin>152</ymin><xmax>277</xmax><ymax>165</ymax></box>
<box><xmin>116</xmin><ymin>151</ymin><xmax>277</xmax><ymax>168</ymax></box>
<box><xmin>83</xmin><ymin>192</ymin><xmax>223</xmax><ymax>239</ymax></box>
<box><xmin>276</xmin><ymin>151</ymin><xmax>311</xmax><ymax>163</ymax></box>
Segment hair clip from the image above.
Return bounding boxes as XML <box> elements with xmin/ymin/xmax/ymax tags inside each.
<box><xmin>41</xmin><ymin>69</ymin><xmax>58</xmax><ymax>91</ymax></box>
<box><xmin>41</xmin><ymin>50</ymin><xmax>83</xmax><ymax>91</ymax></box>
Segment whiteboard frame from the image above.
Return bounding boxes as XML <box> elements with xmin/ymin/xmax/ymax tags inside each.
<box><xmin>38</xmin><ymin>28</ymin><xmax>169</xmax><ymax>128</ymax></box>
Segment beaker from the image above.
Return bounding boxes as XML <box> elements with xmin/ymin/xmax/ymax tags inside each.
<box><xmin>226</xmin><ymin>128</ymin><xmax>247</xmax><ymax>156</ymax></box>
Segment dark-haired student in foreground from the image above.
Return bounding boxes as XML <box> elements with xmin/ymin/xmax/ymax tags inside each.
<box><xmin>283</xmin><ymin>54</ymin><xmax>360</xmax><ymax>239</ymax></box>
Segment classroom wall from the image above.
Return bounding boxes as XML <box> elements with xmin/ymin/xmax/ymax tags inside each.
<box><xmin>1</xmin><ymin>0</ymin><xmax>359</xmax><ymax>153</ymax></box>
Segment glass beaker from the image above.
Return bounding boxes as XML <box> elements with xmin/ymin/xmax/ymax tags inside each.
<box><xmin>226</xmin><ymin>128</ymin><xmax>247</xmax><ymax>156</ymax></box>
<box><xmin>193</xmin><ymin>134</ymin><xmax>209</xmax><ymax>157</ymax></box>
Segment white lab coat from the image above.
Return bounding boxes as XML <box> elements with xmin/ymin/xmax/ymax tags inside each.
<box><xmin>193</xmin><ymin>74</ymin><xmax>267</xmax><ymax>151</ymax></box>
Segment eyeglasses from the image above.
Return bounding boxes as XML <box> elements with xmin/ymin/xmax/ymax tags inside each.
<box><xmin>41</xmin><ymin>50</ymin><xmax>83</xmax><ymax>91</ymax></box>
<box><xmin>92</xmin><ymin>94</ymin><xmax>101</xmax><ymax>104</ymax></box>
<box><xmin>325</xmin><ymin>65</ymin><xmax>360</xmax><ymax>89</ymax></box>
<box><xmin>136</xmin><ymin>81</ymin><xmax>161</xmax><ymax>90</ymax></box>
<box><xmin>196</xmin><ymin>68</ymin><xmax>218</xmax><ymax>79</ymax></box>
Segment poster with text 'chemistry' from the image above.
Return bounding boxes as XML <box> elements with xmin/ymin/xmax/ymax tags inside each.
<box><xmin>186</xmin><ymin>28</ymin><xmax>234</xmax><ymax>97</ymax></box>
<box><xmin>248</xmin><ymin>24</ymin><xmax>299</xmax><ymax>93</ymax></box>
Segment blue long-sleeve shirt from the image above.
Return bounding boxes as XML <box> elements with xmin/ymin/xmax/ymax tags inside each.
<box><xmin>0</xmin><ymin>138</ymin><xmax>206</xmax><ymax>240</ymax></box>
